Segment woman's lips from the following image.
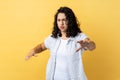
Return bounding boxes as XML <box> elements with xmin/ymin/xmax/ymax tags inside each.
<box><xmin>60</xmin><ymin>26</ymin><xmax>64</xmax><ymax>29</ymax></box>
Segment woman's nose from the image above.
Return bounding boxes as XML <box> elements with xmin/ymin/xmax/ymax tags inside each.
<box><xmin>60</xmin><ymin>21</ymin><xmax>64</xmax><ymax>25</ymax></box>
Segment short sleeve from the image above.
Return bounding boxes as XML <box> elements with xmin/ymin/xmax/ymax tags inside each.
<box><xmin>44</xmin><ymin>35</ymin><xmax>53</xmax><ymax>49</ymax></box>
<box><xmin>78</xmin><ymin>33</ymin><xmax>88</xmax><ymax>40</ymax></box>
<box><xmin>77</xmin><ymin>33</ymin><xmax>89</xmax><ymax>53</ymax></box>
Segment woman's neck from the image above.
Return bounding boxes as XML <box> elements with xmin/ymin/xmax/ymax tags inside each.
<box><xmin>61</xmin><ymin>32</ymin><xmax>69</xmax><ymax>40</ymax></box>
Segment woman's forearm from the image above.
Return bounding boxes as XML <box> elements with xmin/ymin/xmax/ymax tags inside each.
<box><xmin>33</xmin><ymin>43</ymin><xmax>46</xmax><ymax>53</ymax></box>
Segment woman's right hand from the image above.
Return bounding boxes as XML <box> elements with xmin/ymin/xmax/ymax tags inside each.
<box><xmin>25</xmin><ymin>49</ymin><xmax>37</xmax><ymax>61</ymax></box>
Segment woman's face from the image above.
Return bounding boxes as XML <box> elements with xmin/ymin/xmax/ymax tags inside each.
<box><xmin>57</xmin><ymin>13</ymin><xmax>68</xmax><ymax>33</ymax></box>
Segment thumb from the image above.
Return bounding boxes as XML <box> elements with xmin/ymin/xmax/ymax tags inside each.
<box><xmin>25</xmin><ymin>54</ymin><xmax>33</xmax><ymax>61</ymax></box>
<box><xmin>33</xmin><ymin>54</ymin><xmax>38</xmax><ymax>57</ymax></box>
<box><xmin>76</xmin><ymin>47</ymin><xmax>82</xmax><ymax>52</ymax></box>
<box><xmin>25</xmin><ymin>56</ymin><xmax>30</xmax><ymax>61</ymax></box>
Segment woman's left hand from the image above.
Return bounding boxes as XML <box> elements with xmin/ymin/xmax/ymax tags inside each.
<box><xmin>76</xmin><ymin>40</ymin><xmax>89</xmax><ymax>52</ymax></box>
<box><xmin>76</xmin><ymin>38</ymin><xmax>96</xmax><ymax>52</ymax></box>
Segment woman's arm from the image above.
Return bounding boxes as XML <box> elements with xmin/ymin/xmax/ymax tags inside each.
<box><xmin>33</xmin><ymin>42</ymin><xmax>47</xmax><ymax>53</ymax></box>
<box><xmin>76</xmin><ymin>38</ymin><xmax>96</xmax><ymax>52</ymax></box>
<box><xmin>25</xmin><ymin>42</ymin><xmax>47</xmax><ymax>60</ymax></box>
<box><xmin>82</xmin><ymin>38</ymin><xmax>96</xmax><ymax>51</ymax></box>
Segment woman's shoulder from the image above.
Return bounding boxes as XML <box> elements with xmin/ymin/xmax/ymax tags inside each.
<box><xmin>75</xmin><ymin>32</ymin><xmax>88</xmax><ymax>40</ymax></box>
<box><xmin>44</xmin><ymin>34</ymin><xmax>57</xmax><ymax>49</ymax></box>
<box><xmin>45</xmin><ymin>34</ymin><xmax>58</xmax><ymax>42</ymax></box>
<box><xmin>77</xmin><ymin>32</ymin><xmax>87</xmax><ymax>36</ymax></box>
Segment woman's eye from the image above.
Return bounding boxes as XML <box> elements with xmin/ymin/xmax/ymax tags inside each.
<box><xmin>57</xmin><ymin>19</ymin><xmax>60</xmax><ymax>21</ymax></box>
<box><xmin>63</xmin><ymin>19</ymin><xmax>66</xmax><ymax>21</ymax></box>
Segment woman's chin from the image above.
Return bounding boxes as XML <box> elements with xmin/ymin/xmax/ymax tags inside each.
<box><xmin>60</xmin><ymin>30</ymin><xmax>66</xmax><ymax>33</ymax></box>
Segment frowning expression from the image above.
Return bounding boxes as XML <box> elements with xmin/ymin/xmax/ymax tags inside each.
<box><xmin>57</xmin><ymin>13</ymin><xmax>68</xmax><ymax>32</ymax></box>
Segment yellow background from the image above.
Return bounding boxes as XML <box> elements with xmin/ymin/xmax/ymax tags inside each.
<box><xmin>0</xmin><ymin>0</ymin><xmax>120</xmax><ymax>80</ymax></box>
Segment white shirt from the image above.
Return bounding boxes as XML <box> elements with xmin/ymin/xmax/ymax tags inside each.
<box><xmin>44</xmin><ymin>33</ymin><xmax>88</xmax><ymax>80</ymax></box>
<box><xmin>54</xmin><ymin>38</ymin><xmax>70</xmax><ymax>80</ymax></box>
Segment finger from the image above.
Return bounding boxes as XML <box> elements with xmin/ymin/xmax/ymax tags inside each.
<box><xmin>34</xmin><ymin>54</ymin><xmax>38</xmax><ymax>57</ymax></box>
<box><xmin>77</xmin><ymin>40</ymin><xmax>83</xmax><ymax>43</ymax></box>
<box><xmin>83</xmin><ymin>47</ymin><xmax>88</xmax><ymax>50</ymax></box>
<box><xmin>83</xmin><ymin>40</ymin><xmax>86</xmax><ymax>43</ymax></box>
<box><xmin>25</xmin><ymin>56</ymin><xmax>30</xmax><ymax>61</ymax></box>
<box><xmin>76</xmin><ymin>47</ymin><xmax>82</xmax><ymax>52</ymax></box>
<box><xmin>82</xmin><ymin>42</ymin><xmax>89</xmax><ymax>48</ymax></box>
<box><xmin>25</xmin><ymin>54</ymin><xmax>32</xmax><ymax>61</ymax></box>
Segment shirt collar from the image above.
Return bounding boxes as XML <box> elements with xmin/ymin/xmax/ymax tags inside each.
<box><xmin>57</xmin><ymin>36</ymin><xmax>75</xmax><ymax>45</ymax></box>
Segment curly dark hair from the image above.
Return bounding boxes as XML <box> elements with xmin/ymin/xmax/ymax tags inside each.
<box><xmin>51</xmin><ymin>6</ymin><xmax>82</xmax><ymax>38</ymax></box>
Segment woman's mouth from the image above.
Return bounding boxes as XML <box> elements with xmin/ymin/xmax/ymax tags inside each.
<box><xmin>60</xmin><ymin>26</ymin><xmax>64</xmax><ymax>29</ymax></box>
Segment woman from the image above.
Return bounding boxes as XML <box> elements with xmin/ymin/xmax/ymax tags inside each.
<box><xmin>25</xmin><ymin>6</ymin><xmax>96</xmax><ymax>80</ymax></box>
